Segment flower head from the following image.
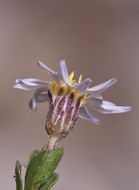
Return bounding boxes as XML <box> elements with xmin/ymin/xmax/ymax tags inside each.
<box><xmin>14</xmin><ymin>60</ymin><xmax>131</xmax><ymax>150</ymax></box>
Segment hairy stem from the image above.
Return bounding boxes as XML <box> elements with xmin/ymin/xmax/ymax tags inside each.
<box><xmin>42</xmin><ymin>136</ymin><xmax>59</xmax><ymax>152</ymax></box>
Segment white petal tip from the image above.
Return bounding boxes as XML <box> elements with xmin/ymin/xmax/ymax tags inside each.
<box><xmin>60</xmin><ymin>59</ymin><xmax>66</xmax><ymax>64</ymax></box>
<box><xmin>29</xmin><ymin>100</ymin><xmax>37</xmax><ymax>111</ymax></box>
<box><xmin>111</xmin><ymin>78</ymin><xmax>118</xmax><ymax>84</ymax></box>
<box><xmin>59</xmin><ymin>60</ymin><xmax>66</xmax><ymax>68</ymax></box>
<box><xmin>13</xmin><ymin>79</ymin><xmax>20</xmax><ymax>87</ymax></box>
<box><xmin>13</xmin><ymin>83</ymin><xmax>16</xmax><ymax>88</ymax></box>
<box><xmin>37</xmin><ymin>60</ymin><xmax>49</xmax><ymax>71</ymax></box>
<box><xmin>31</xmin><ymin>107</ymin><xmax>37</xmax><ymax>111</ymax></box>
<box><xmin>37</xmin><ymin>60</ymin><xmax>44</xmax><ymax>67</ymax></box>
<box><xmin>112</xmin><ymin>77</ymin><xmax>118</xmax><ymax>81</ymax></box>
<box><xmin>94</xmin><ymin>119</ymin><xmax>100</xmax><ymax>125</ymax></box>
<box><xmin>108</xmin><ymin>77</ymin><xmax>118</xmax><ymax>85</ymax></box>
<box><xmin>102</xmin><ymin>106</ymin><xmax>132</xmax><ymax>114</ymax></box>
<box><xmin>13</xmin><ymin>80</ymin><xmax>29</xmax><ymax>91</ymax></box>
<box><xmin>122</xmin><ymin>106</ymin><xmax>132</xmax><ymax>112</ymax></box>
<box><xmin>13</xmin><ymin>84</ymin><xmax>20</xmax><ymax>89</ymax></box>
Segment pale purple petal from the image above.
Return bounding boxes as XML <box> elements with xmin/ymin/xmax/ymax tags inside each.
<box><xmin>88</xmin><ymin>96</ymin><xmax>103</xmax><ymax>107</ymax></box>
<box><xmin>29</xmin><ymin>87</ymin><xmax>48</xmax><ymax>111</ymax></box>
<box><xmin>38</xmin><ymin>61</ymin><xmax>60</xmax><ymax>82</ymax></box>
<box><xmin>102</xmin><ymin>100</ymin><xmax>115</xmax><ymax>106</ymax></box>
<box><xmin>59</xmin><ymin>60</ymin><xmax>73</xmax><ymax>87</ymax></box>
<box><xmin>76</xmin><ymin>79</ymin><xmax>91</xmax><ymax>93</ymax></box>
<box><xmin>87</xmin><ymin>78</ymin><xmax>117</xmax><ymax>97</ymax></box>
<box><xmin>13</xmin><ymin>78</ymin><xmax>48</xmax><ymax>91</ymax></box>
<box><xmin>78</xmin><ymin>106</ymin><xmax>99</xmax><ymax>124</ymax></box>
<box><xmin>29</xmin><ymin>97</ymin><xmax>37</xmax><ymax>111</ymax></box>
<box><xmin>13</xmin><ymin>80</ymin><xmax>31</xmax><ymax>91</ymax></box>
<box><xmin>91</xmin><ymin>100</ymin><xmax>132</xmax><ymax>114</ymax></box>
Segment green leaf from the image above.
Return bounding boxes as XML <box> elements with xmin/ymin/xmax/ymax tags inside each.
<box><xmin>15</xmin><ymin>160</ymin><xmax>23</xmax><ymax>190</ymax></box>
<box><xmin>39</xmin><ymin>173</ymin><xmax>59</xmax><ymax>190</ymax></box>
<box><xmin>24</xmin><ymin>147</ymin><xmax>64</xmax><ymax>190</ymax></box>
<box><xmin>33</xmin><ymin>147</ymin><xmax>64</xmax><ymax>187</ymax></box>
<box><xmin>24</xmin><ymin>150</ymin><xmax>48</xmax><ymax>190</ymax></box>
<box><xmin>27</xmin><ymin>149</ymin><xmax>40</xmax><ymax>165</ymax></box>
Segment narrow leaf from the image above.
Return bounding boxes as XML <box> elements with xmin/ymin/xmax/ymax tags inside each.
<box><xmin>14</xmin><ymin>160</ymin><xmax>23</xmax><ymax>190</ymax></box>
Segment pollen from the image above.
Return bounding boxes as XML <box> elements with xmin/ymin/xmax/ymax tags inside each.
<box><xmin>69</xmin><ymin>72</ymin><xmax>75</xmax><ymax>85</ymax></box>
<box><xmin>69</xmin><ymin>72</ymin><xmax>82</xmax><ymax>85</ymax></box>
<box><xmin>78</xmin><ymin>74</ymin><xmax>82</xmax><ymax>83</ymax></box>
<box><xmin>51</xmin><ymin>81</ymin><xmax>59</xmax><ymax>95</ymax></box>
<box><xmin>69</xmin><ymin>71</ymin><xmax>74</xmax><ymax>81</ymax></box>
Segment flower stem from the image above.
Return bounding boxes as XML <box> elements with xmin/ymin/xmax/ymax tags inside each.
<box><xmin>42</xmin><ymin>136</ymin><xmax>59</xmax><ymax>152</ymax></box>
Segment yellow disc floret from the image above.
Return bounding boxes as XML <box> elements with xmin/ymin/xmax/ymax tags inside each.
<box><xmin>51</xmin><ymin>81</ymin><xmax>59</xmax><ymax>95</ymax></box>
<box><xmin>50</xmin><ymin>72</ymin><xmax>86</xmax><ymax>106</ymax></box>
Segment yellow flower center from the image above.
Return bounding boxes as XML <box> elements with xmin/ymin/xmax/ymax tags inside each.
<box><xmin>49</xmin><ymin>72</ymin><xmax>86</xmax><ymax>106</ymax></box>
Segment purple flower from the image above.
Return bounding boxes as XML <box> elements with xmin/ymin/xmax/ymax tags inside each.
<box><xmin>14</xmin><ymin>60</ymin><xmax>131</xmax><ymax>148</ymax></box>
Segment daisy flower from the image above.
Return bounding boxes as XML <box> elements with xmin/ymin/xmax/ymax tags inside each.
<box><xmin>14</xmin><ymin>60</ymin><xmax>131</xmax><ymax>151</ymax></box>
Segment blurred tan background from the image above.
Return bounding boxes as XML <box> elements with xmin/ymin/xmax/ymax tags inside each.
<box><xmin>0</xmin><ymin>0</ymin><xmax>138</xmax><ymax>189</ymax></box>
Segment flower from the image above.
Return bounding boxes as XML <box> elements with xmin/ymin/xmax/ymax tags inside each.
<box><xmin>13</xmin><ymin>60</ymin><xmax>131</xmax><ymax>150</ymax></box>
